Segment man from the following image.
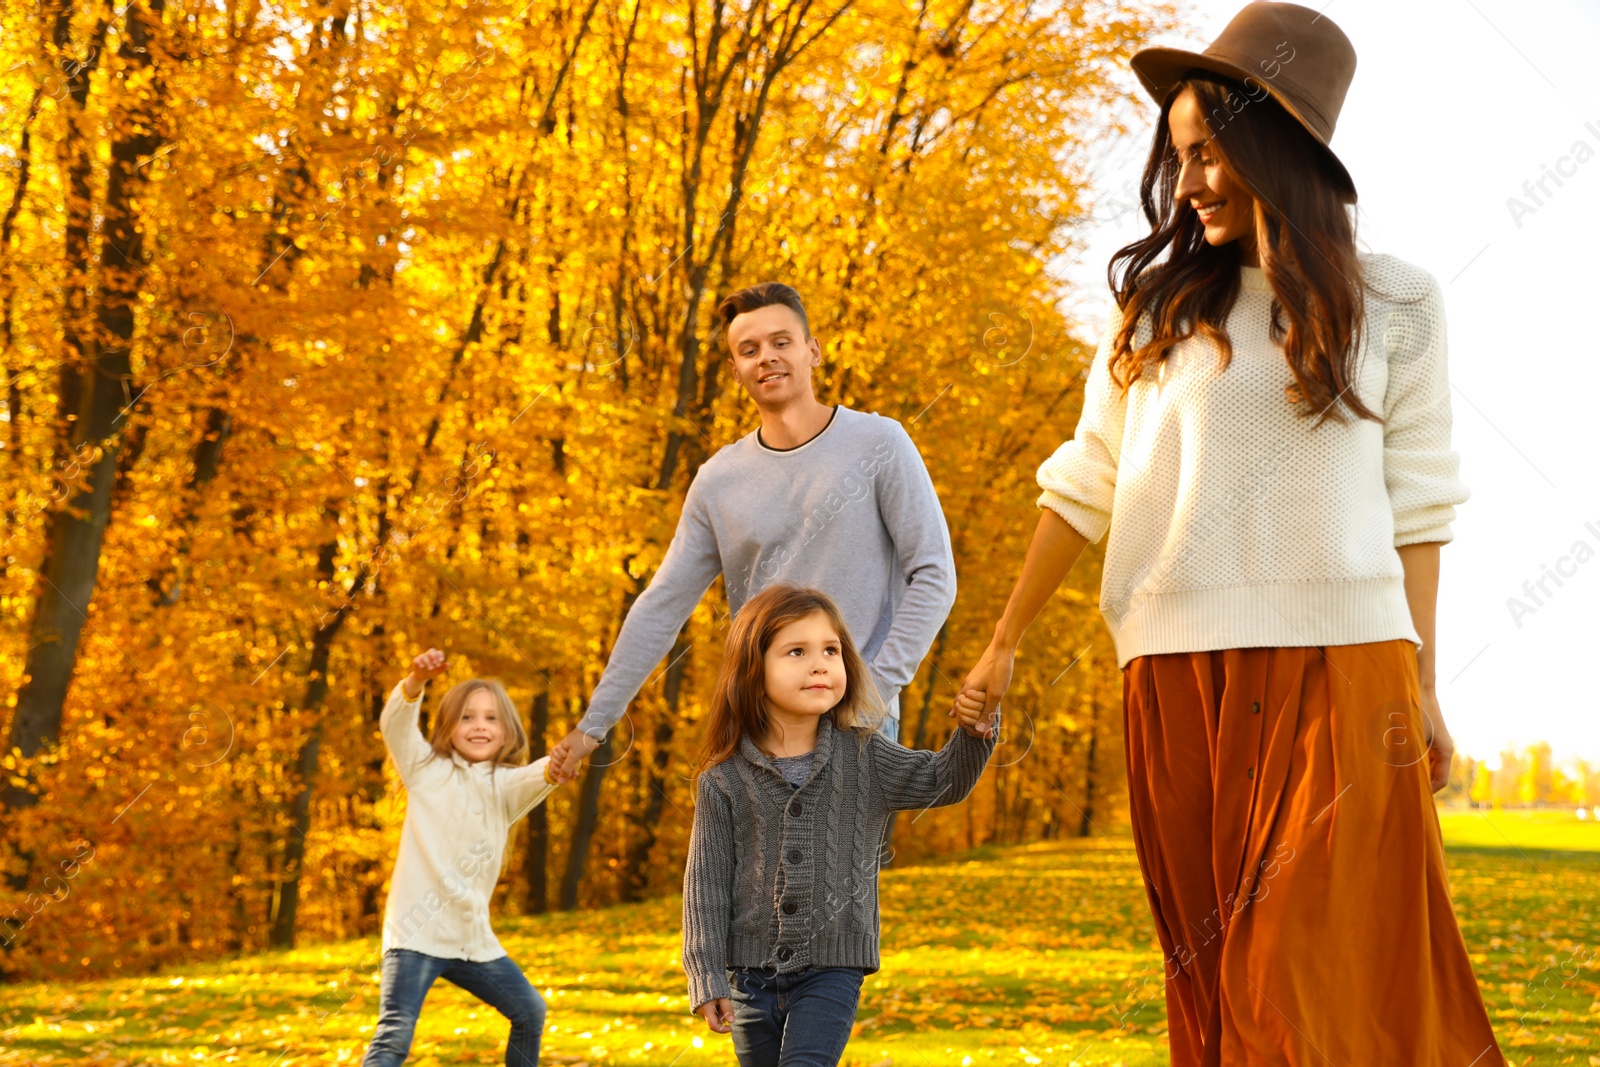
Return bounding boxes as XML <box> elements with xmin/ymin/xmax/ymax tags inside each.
<box><xmin>547</xmin><ymin>282</ymin><xmax>956</xmax><ymax>783</ymax></box>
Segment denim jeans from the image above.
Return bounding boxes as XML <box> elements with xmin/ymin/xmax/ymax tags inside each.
<box><xmin>726</xmin><ymin>965</ymin><xmax>866</xmax><ymax>1067</ymax></box>
<box><xmin>362</xmin><ymin>948</ymin><xmax>546</xmax><ymax>1066</ymax></box>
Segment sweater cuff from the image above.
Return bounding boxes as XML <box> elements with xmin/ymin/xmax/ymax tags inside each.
<box><xmin>1036</xmin><ymin>489</ymin><xmax>1110</xmax><ymax>544</ymax></box>
<box><xmin>687</xmin><ymin>968</ymin><xmax>732</xmax><ymax>1014</ymax></box>
<box><xmin>1395</xmin><ymin>525</ymin><xmax>1455</xmax><ymax>548</ymax></box>
<box><xmin>574</xmin><ymin>709</ymin><xmax>612</xmax><ymax>742</ymax></box>
<box><xmin>957</xmin><ymin>717</ymin><xmax>1000</xmax><ymax>761</ymax></box>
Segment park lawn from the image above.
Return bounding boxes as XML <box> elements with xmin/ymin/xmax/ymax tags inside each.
<box><xmin>1437</xmin><ymin>807</ymin><xmax>1600</xmax><ymax>853</ymax></box>
<box><xmin>0</xmin><ymin>809</ymin><xmax>1595</xmax><ymax>1066</ymax></box>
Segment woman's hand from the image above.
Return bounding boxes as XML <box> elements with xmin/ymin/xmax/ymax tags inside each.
<box><xmin>948</xmin><ymin>511</ymin><xmax>1088</xmax><ymax>739</ymax></box>
<box><xmin>403</xmin><ymin>648</ymin><xmax>448</xmax><ymax>699</ymax></box>
<box><xmin>1419</xmin><ymin>685</ymin><xmax>1455</xmax><ymax>794</ymax></box>
<box><xmin>696</xmin><ymin>996</ymin><xmax>734</xmax><ymax>1033</ymax></box>
<box><xmin>950</xmin><ymin>641</ymin><xmax>1014</xmax><ymax>738</ymax></box>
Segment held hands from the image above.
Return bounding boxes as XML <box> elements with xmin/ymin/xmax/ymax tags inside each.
<box><xmin>950</xmin><ymin>641</ymin><xmax>1013</xmax><ymax>739</ymax></box>
<box><xmin>547</xmin><ymin>727</ymin><xmax>602</xmax><ymax>785</ymax></box>
<box><xmin>696</xmin><ymin>996</ymin><xmax>734</xmax><ymax>1033</ymax></box>
<box><xmin>401</xmin><ymin>649</ymin><xmax>575</xmax><ymax>786</ymax></box>
<box><xmin>403</xmin><ymin>648</ymin><xmax>449</xmax><ymax>699</ymax></box>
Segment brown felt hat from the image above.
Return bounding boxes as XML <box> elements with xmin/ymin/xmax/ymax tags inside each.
<box><xmin>1131</xmin><ymin>1</ymin><xmax>1358</xmax><ymax>197</ymax></box>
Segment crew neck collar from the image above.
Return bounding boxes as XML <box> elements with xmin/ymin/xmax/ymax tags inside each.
<box><xmin>756</xmin><ymin>404</ymin><xmax>840</xmax><ymax>454</ymax></box>
<box><xmin>452</xmin><ymin>751</ymin><xmax>497</xmax><ymax>774</ymax></box>
<box><xmin>1240</xmin><ymin>263</ymin><xmax>1270</xmax><ymax>293</ymax></box>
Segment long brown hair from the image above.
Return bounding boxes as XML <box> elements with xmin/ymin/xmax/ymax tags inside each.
<box><xmin>696</xmin><ymin>584</ymin><xmax>884</xmax><ymax>774</ymax></box>
<box><xmin>428</xmin><ymin>678</ymin><xmax>530</xmax><ymax>766</ymax></box>
<box><xmin>1109</xmin><ymin>70</ymin><xmax>1381</xmax><ymax>426</ymax></box>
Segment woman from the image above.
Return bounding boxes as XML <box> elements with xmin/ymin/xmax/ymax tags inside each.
<box><xmin>952</xmin><ymin>3</ymin><xmax>1507</xmax><ymax>1064</ymax></box>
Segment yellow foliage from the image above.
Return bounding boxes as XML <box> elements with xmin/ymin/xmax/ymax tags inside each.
<box><xmin>0</xmin><ymin>0</ymin><xmax>1167</xmax><ymax>981</ymax></box>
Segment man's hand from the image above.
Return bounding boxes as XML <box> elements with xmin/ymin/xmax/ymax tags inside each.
<box><xmin>1420</xmin><ymin>686</ymin><xmax>1455</xmax><ymax>794</ymax></box>
<box><xmin>950</xmin><ymin>641</ymin><xmax>1013</xmax><ymax>738</ymax></box>
<box><xmin>547</xmin><ymin>727</ymin><xmax>602</xmax><ymax>784</ymax></box>
<box><xmin>695</xmin><ymin>996</ymin><xmax>734</xmax><ymax>1033</ymax></box>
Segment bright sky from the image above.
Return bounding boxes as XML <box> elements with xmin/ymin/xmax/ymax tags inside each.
<box><xmin>1058</xmin><ymin>0</ymin><xmax>1600</xmax><ymax>767</ymax></box>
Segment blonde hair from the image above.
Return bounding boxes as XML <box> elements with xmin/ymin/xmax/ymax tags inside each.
<box><xmin>428</xmin><ymin>678</ymin><xmax>529</xmax><ymax>765</ymax></box>
<box><xmin>697</xmin><ymin>583</ymin><xmax>886</xmax><ymax>774</ymax></box>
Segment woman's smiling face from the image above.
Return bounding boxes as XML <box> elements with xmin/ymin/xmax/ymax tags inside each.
<box><xmin>1168</xmin><ymin>86</ymin><xmax>1259</xmax><ymax>265</ymax></box>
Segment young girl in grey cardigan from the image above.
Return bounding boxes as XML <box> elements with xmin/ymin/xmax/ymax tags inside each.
<box><xmin>682</xmin><ymin>583</ymin><xmax>996</xmax><ymax>1066</ymax></box>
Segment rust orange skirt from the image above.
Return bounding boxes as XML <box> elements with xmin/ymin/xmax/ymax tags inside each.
<box><xmin>1121</xmin><ymin>639</ymin><xmax>1507</xmax><ymax>1066</ymax></box>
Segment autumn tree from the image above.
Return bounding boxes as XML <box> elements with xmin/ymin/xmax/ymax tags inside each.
<box><xmin>0</xmin><ymin>0</ymin><xmax>1167</xmax><ymax>979</ymax></box>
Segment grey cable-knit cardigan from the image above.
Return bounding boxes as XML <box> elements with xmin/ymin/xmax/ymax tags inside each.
<box><xmin>681</xmin><ymin>712</ymin><xmax>996</xmax><ymax>1011</ymax></box>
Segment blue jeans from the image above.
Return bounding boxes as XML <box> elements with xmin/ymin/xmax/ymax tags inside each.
<box><xmin>362</xmin><ymin>948</ymin><xmax>546</xmax><ymax>1066</ymax></box>
<box><xmin>727</xmin><ymin>965</ymin><xmax>865</xmax><ymax>1067</ymax></box>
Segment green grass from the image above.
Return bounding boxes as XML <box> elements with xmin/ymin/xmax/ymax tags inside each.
<box><xmin>1</xmin><ymin>808</ymin><xmax>1595</xmax><ymax>1065</ymax></box>
<box><xmin>1437</xmin><ymin>807</ymin><xmax>1600</xmax><ymax>854</ymax></box>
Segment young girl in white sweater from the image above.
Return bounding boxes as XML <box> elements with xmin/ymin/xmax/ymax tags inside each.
<box><xmin>362</xmin><ymin>648</ymin><xmax>562</xmax><ymax>1066</ymax></box>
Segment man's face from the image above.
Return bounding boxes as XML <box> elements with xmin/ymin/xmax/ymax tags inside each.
<box><xmin>727</xmin><ymin>304</ymin><xmax>821</xmax><ymax>407</ymax></box>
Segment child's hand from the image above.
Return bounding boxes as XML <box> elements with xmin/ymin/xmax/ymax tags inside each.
<box><xmin>695</xmin><ymin>996</ymin><xmax>734</xmax><ymax>1033</ymax></box>
<box><xmin>403</xmin><ymin>648</ymin><xmax>448</xmax><ymax>699</ymax></box>
<box><xmin>547</xmin><ymin>728</ymin><xmax>602</xmax><ymax>784</ymax></box>
<box><xmin>951</xmin><ymin>686</ymin><xmax>992</xmax><ymax>738</ymax></box>
<box><xmin>950</xmin><ymin>643</ymin><xmax>1010</xmax><ymax>738</ymax></box>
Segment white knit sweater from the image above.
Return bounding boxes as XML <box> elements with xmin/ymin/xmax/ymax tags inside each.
<box><xmin>1037</xmin><ymin>253</ymin><xmax>1469</xmax><ymax>668</ymax></box>
<box><xmin>378</xmin><ymin>680</ymin><xmax>556</xmax><ymax>961</ymax></box>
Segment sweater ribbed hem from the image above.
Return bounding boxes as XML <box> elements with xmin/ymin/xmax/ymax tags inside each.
<box><xmin>688</xmin><ymin>933</ymin><xmax>881</xmax><ymax>1010</ymax></box>
<box><xmin>726</xmin><ymin>930</ymin><xmax>880</xmax><ymax>972</ymax></box>
<box><xmin>1102</xmin><ymin>576</ymin><xmax>1423</xmax><ymax>669</ymax></box>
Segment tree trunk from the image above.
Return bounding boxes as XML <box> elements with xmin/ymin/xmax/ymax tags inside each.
<box><xmin>620</xmin><ymin>624</ymin><xmax>691</xmax><ymax>902</ymax></box>
<box><xmin>148</xmin><ymin>404</ymin><xmax>232</xmax><ymax>605</ymax></box>
<box><xmin>559</xmin><ymin>733</ymin><xmax>613</xmax><ymax>909</ymax></box>
<box><xmin>269</xmin><ymin>524</ymin><xmax>352</xmax><ymax>948</ymax></box>
<box><xmin>356</xmin><ymin>621</ymin><xmax>389</xmax><ymax>924</ymax></box>
<box><xmin>3</xmin><ymin>0</ymin><xmax>161</xmax><ymax>813</ymax></box>
<box><xmin>1</xmin><ymin>89</ymin><xmax>44</xmax><ymax>460</ymax></box>
<box><xmin>1077</xmin><ymin>689</ymin><xmax>1100</xmax><ymax>839</ymax></box>
<box><xmin>523</xmin><ymin>688</ymin><xmax>550</xmax><ymax>914</ymax></box>
<box><xmin>889</xmin><ymin>625</ymin><xmax>949</xmax><ymax>867</ymax></box>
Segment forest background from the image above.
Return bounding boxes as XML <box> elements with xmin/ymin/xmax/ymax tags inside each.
<box><xmin>0</xmin><ymin>0</ymin><xmax>1592</xmax><ymax>984</ymax></box>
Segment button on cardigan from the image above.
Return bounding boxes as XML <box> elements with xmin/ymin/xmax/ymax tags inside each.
<box><xmin>680</xmin><ymin>713</ymin><xmax>996</xmax><ymax>1012</ymax></box>
<box><xmin>378</xmin><ymin>679</ymin><xmax>556</xmax><ymax>961</ymax></box>
<box><xmin>1036</xmin><ymin>253</ymin><xmax>1470</xmax><ymax>668</ymax></box>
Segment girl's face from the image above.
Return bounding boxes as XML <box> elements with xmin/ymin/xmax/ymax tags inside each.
<box><xmin>451</xmin><ymin>690</ymin><xmax>507</xmax><ymax>763</ymax></box>
<box><xmin>1168</xmin><ymin>86</ymin><xmax>1259</xmax><ymax>263</ymax></box>
<box><xmin>763</xmin><ymin>611</ymin><xmax>847</xmax><ymax>720</ymax></box>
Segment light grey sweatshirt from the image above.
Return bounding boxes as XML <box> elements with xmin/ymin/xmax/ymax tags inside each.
<box><xmin>577</xmin><ymin>405</ymin><xmax>956</xmax><ymax>739</ymax></box>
